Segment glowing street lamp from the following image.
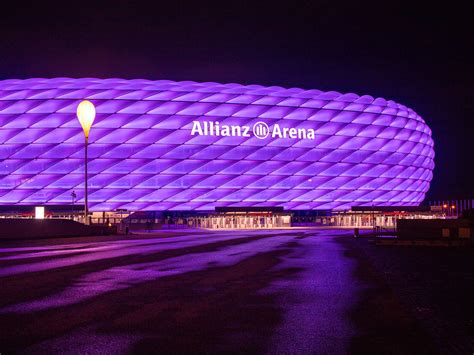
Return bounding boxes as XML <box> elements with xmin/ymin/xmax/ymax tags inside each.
<box><xmin>77</xmin><ymin>100</ymin><xmax>96</xmax><ymax>225</ymax></box>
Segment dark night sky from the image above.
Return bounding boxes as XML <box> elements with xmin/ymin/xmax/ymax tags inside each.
<box><xmin>0</xmin><ymin>1</ymin><xmax>472</xmax><ymax>200</ymax></box>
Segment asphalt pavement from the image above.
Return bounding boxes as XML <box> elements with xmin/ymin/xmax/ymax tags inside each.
<box><xmin>0</xmin><ymin>229</ymin><xmax>471</xmax><ymax>354</ymax></box>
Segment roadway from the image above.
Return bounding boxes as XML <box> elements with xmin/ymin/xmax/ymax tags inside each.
<box><xmin>0</xmin><ymin>229</ymin><xmax>466</xmax><ymax>353</ymax></box>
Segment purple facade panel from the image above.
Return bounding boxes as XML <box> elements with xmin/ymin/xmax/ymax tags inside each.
<box><xmin>0</xmin><ymin>78</ymin><xmax>435</xmax><ymax>211</ymax></box>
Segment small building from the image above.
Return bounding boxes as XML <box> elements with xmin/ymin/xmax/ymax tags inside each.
<box><xmin>331</xmin><ymin>206</ymin><xmax>445</xmax><ymax>228</ymax></box>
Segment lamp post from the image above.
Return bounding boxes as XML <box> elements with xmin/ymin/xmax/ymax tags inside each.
<box><xmin>71</xmin><ymin>190</ymin><xmax>76</xmax><ymax>220</ymax></box>
<box><xmin>76</xmin><ymin>100</ymin><xmax>96</xmax><ymax>225</ymax></box>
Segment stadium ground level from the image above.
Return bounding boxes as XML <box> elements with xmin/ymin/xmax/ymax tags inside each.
<box><xmin>0</xmin><ymin>204</ymin><xmax>454</xmax><ymax>231</ymax></box>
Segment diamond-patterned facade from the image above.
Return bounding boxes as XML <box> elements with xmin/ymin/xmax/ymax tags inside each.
<box><xmin>0</xmin><ymin>78</ymin><xmax>434</xmax><ymax>211</ymax></box>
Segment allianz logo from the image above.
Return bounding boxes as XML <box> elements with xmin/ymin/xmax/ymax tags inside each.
<box><xmin>191</xmin><ymin>121</ymin><xmax>316</xmax><ymax>140</ymax></box>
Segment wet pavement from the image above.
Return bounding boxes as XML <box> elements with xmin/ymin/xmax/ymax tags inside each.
<box><xmin>0</xmin><ymin>229</ymin><xmax>470</xmax><ymax>354</ymax></box>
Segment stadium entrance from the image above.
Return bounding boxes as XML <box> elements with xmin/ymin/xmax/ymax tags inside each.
<box><xmin>190</xmin><ymin>207</ymin><xmax>292</xmax><ymax>229</ymax></box>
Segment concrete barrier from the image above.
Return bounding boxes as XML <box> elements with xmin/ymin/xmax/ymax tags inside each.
<box><xmin>397</xmin><ymin>219</ymin><xmax>472</xmax><ymax>239</ymax></box>
<box><xmin>0</xmin><ymin>219</ymin><xmax>116</xmax><ymax>240</ymax></box>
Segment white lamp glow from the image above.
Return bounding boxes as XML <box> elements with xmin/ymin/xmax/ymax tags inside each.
<box><xmin>76</xmin><ymin>100</ymin><xmax>96</xmax><ymax>138</ymax></box>
<box><xmin>35</xmin><ymin>206</ymin><xmax>45</xmax><ymax>219</ymax></box>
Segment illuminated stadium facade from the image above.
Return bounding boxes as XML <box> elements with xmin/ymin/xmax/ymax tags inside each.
<box><xmin>0</xmin><ymin>78</ymin><xmax>434</xmax><ymax>211</ymax></box>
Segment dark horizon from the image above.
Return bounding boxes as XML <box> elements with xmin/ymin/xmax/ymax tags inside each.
<box><xmin>1</xmin><ymin>1</ymin><xmax>472</xmax><ymax>200</ymax></box>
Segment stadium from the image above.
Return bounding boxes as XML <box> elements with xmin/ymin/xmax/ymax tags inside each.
<box><xmin>0</xmin><ymin>78</ymin><xmax>435</xmax><ymax>214</ymax></box>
